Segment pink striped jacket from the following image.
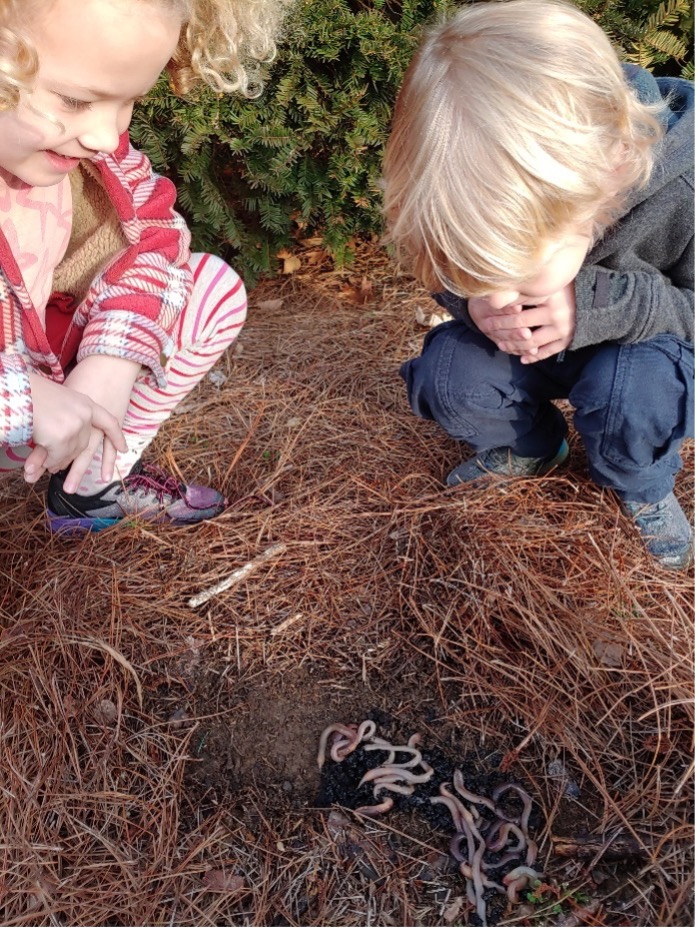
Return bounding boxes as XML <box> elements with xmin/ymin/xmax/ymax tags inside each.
<box><xmin>0</xmin><ymin>132</ymin><xmax>192</xmax><ymax>446</ymax></box>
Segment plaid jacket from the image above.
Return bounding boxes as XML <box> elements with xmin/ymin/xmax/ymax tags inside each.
<box><xmin>0</xmin><ymin>132</ymin><xmax>192</xmax><ymax>446</ymax></box>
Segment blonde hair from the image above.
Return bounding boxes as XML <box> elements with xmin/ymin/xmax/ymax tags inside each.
<box><xmin>383</xmin><ymin>0</ymin><xmax>664</xmax><ymax>297</ymax></box>
<box><xmin>0</xmin><ymin>0</ymin><xmax>292</xmax><ymax>108</ymax></box>
<box><xmin>166</xmin><ymin>0</ymin><xmax>292</xmax><ymax>96</ymax></box>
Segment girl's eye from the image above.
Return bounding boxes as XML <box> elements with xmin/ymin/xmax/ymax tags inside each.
<box><xmin>59</xmin><ymin>95</ymin><xmax>92</xmax><ymax>112</ymax></box>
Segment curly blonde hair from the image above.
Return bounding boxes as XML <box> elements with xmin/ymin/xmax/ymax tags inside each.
<box><xmin>383</xmin><ymin>0</ymin><xmax>665</xmax><ymax>297</ymax></box>
<box><xmin>166</xmin><ymin>0</ymin><xmax>293</xmax><ymax>96</ymax></box>
<box><xmin>0</xmin><ymin>0</ymin><xmax>292</xmax><ymax>110</ymax></box>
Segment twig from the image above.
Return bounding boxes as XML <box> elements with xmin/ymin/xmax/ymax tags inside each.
<box><xmin>187</xmin><ymin>543</ymin><xmax>287</xmax><ymax>608</ymax></box>
<box><xmin>270</xmin><ymin>612</ymin><xmax>304</xmax><ymax>636</ymax></box>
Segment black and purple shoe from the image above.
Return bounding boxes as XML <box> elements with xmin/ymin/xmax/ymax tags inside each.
<box><xmin>47</xmin><ymin>460</ymin><xmax>228</xmax><ymax>534</ymax></box>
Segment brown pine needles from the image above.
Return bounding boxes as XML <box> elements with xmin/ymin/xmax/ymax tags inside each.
<box><xmin>0</xmin><ymin>245</ymin><xmax>693</xmax><ymax>925</ymax></box>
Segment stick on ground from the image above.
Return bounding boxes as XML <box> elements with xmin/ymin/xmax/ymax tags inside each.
<box><xmin>188</xmin><ymin>543</ymin><xmax>287</xmax><ymax>608</ymax></box>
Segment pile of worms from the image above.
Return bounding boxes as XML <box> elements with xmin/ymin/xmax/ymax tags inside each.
<box><xmin>318</xmin><ymin>719</ymin><xmax>542</xmax><ymax>927</ymax></box>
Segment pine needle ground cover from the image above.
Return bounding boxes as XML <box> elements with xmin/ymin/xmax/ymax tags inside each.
<box><xmin>0</xmin><ymin>246</ymin><xmax>693</xmax><ymax>926</ymax></box>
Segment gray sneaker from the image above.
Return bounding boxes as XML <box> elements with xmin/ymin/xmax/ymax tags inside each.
<box><xmin>446</xmin><ymin>440</ymin><xmax>569</xmax><ymax>487</ymax></box>
<box><xmin>622</xmin><ymin>492</ymin><xmax>693</xmax><ymax>570</ymax></box>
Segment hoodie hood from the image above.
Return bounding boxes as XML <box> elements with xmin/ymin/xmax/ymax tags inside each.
<box><xmin>622</xmin><ymin>64</ymin><xmax>694</xmax><ymax>210</ymax></box>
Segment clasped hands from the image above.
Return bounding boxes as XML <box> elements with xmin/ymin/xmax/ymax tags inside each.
<box><xmin>24</xmin><ymin>355</ymin><xmax>142</xmax><ymax>493</ymax></box>
<box><xmin>469</xmin><ymin>281</ymin><xmax>576</xmax><ymax>363</ymax></box>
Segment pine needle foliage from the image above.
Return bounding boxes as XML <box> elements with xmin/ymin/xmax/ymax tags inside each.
<box><xmin>579</xmin><ymin>0</ymin><xmax>693</xmax><ymax>73</ymax></box>
<box><xmin>132</xmin><ymin>0</ymin><xmax>451</xmax><ymax>281</ymax></box>
<box><xmin>131</xmin><ymin>0</ymin><xmax>694</xmax><ymax>283</ymax></box>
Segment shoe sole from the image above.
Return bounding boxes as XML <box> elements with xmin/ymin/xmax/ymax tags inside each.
<box><xmin>46</xmin><ymin>511</ymin><xmax>222</xmax><ymax>535</ymax></box>
<box><xmin>47</xmin><ymin>513</ymin><xmax>121</xmax><ymax>535</ymax></box>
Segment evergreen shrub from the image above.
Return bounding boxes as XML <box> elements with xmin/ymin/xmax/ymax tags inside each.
<box><xmin>131</xmin><ymin>0</ymin><xmax>694</xmax><ymax>283</ymax></box>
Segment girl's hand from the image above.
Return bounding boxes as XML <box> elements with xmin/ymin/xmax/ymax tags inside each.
<box><xmin>24</xmin><ymin>373</ymin><xmax>127</xmax><ymax>483</ymax></box>
<box><xmin>60</xmin><ymin>356</ymin><xmax>143</xmax><ymax>493</ymax></box>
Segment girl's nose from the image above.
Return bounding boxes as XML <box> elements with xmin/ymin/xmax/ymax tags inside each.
<box><xmin>77</xmin><ymin>113</ymin><xmax>121</xmax><ymax>155</ymax></box>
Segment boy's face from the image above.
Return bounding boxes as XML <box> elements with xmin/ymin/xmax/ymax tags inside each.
<box><xmin>0</xmin><ymin>0</ymin><xmax>181</xmax><ymax>187</ymax></box>
<box><xmin>479</xmin><ymin>233</ymin><xmax>591</xmax><ymax>311</ymax></box>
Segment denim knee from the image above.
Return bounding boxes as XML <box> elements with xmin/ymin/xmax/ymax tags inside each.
<box><xmin>400</xmin><ymin>321</ymin><xmax>567</xmax><ymax>453</ymax></box>
<box><xmin>400</xmin><ymin>323</ymin><xmax>511</xmax><ymax>439</ymax></box>
<box><xmin>571</xmin><ymin>336</ymin><xmax>694</xmax><ymax>502</ymax></box>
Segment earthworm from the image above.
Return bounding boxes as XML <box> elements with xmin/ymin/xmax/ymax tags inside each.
<box><xmin>492</xmin><ymin>782</ymin><xmax>533</xmax><ymax>834</ymax></box>
<box><xmin>386</xmin><ymin>745</ymin><xmax>424</xmax><ymax>767</ymax></box>
<box><xmin>460</xmin><ymin>871</ymin><xmax>476</xmax><ymax>907</ymax></box>
<box><xmin>362</xmin><ymin>731</ymin><xmax>424</xmax><ymax>770</ymax></box>
<box><xmin>450</xmin><ymin>832</ymin><xmax>472</xmax><ymax>864</ymax></box>
<box><xmin>453</xmin><ymin>768</ymin><xmax>506</xmax><ymax>819</ymax></box>
<box><xmin>503</xmin><ymin>864</ymin><xmax>542</xmax><ymax>884</ymax></box>
<box><xmin>486</xmin><ymin>820</ymin><xmax>526</xmax><ymax>854</ymax></box>
<box><xmin>483</xmin><ymin>878</ymin><xmax>505</xmax><ymax>893</ymax></box>
<box><xmin>482</xmin><ymin>850</ymin><xmax>522</xmax><ymax>872</ymax></box>
<box><xmin>459</xmin><ymin>862</ymin><xmax>505</xmax><ymax>893</ymax></box>
<box><xmin>505</xmin><ymin>874</ymin><xmax>528</xmax><ymax>904</ymax></box>
<box><xmin>358</xmin><ymin>762</ymin><xmax>429</xmax><ymax>787</ymax></box>
<box><xmin>355</xmin><ymin>797</ymin><xmax>394</xmax><ymax>816</ymax></box>
<box><xmin>454</xmin><ymin>796</ymin><xmax>486</xmax><ymax>925</ymax></box>
<box><xmin>350</xmin><ymin>719</ymin><xmax>377</xmax><ymax>748</ymax></box>
<box><xmin>372</xmin><ymin>778</ymin><xmax>414</xmax><ymax>798</ymax></box>
<box><xmin>317</xmin><ymin>723</ymin><xmax>358</xmax><ymax>769</ymax></box>
<box><xmin>468</xmin><ymin>822</ymin><xmax>487</xmax><ymax>924</ymax></box>
<box><xmin>329</xmin><ymin>736</ymin><xmax>353</xmax><ymax>763</ymax></box>
<box><xmin>336</xmin><ymin>719</ymin><xmax>376</xmax><ymax>760</ymax></box>
<box><xmin>485</xmin><ymin>818</ymin><xmax>504</xmax><ymax>847</ymax></box>
<box><xmin>318</xmin><ymin>719</ymin><xmax>378</xmax><ymax>767</ymax></box>
<box><xmin>320</xmin><ymin>721</ymin><xmax>542</xmax><ymax>923</ymax></box>
<box><xmin>444</xmin><ymin>784</ymin><xmax>487</xmax><ymax>863</ymax></box>
<box><xmin>431</xmin><ymin>787</ymin><xmax>471</xmax><ymax>837</ymax></box>
<box><xmin>525</xmin><ymin>838</ymin><xmax>538</xmax><ymax>867</ymax></box>
<box><xmin>502</xmin><ymin>864</ymin><xmax>542</xmax><ymax>903</ymax></box>
<box><xmin>436</xmin><ymin>783</ymin><xmax>488</xmax><ymax>924</ymax></box>
<box><xmin>364</xmin><ymin>738</ymin><xmax>396</xmax><ymax>765</ymax></box>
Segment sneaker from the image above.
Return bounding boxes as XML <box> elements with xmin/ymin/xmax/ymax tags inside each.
<box><xmin>621</xmin><ymin>492</ymin><xmax>693</xmax><ymax>570</ymax></box>
<box><xmin>446</xmin><ymin>440</ymin><xmax>569</xmax><ymax>487</ymax></box>
<box><xmin>47</xmin><ymin>460</ymin><xmax>228</xmax><ymax>534</ymax></box>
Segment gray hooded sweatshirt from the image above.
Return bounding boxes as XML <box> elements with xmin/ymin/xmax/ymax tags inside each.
<box><xmin>571</xmin><ymin>66</ymin><xmax>694</xmax><ymax>350</ymax></box>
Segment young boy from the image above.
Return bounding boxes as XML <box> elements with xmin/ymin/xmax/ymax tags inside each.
<box><xmin>383</xmin><ymin>0</ymin><xmax>694</xmax><ymax>569</ymax></box>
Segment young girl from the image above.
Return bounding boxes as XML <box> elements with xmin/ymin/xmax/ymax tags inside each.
<box><xmin>0</xmin><ymin>0</ymin><xmax>288</xmax><ymax>532</ymax></box>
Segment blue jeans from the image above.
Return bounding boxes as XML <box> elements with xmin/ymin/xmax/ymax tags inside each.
<box><xmin>400</xmin><ymin>321</ymin><xmax>694</xmax><ymax>503</ymax></box>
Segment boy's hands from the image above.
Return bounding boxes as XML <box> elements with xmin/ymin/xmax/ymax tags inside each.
<box><xmin>470</xmin><ymin>281</ymin><xmax>577</xmax><ymax>363</ymax></box>
<box><xmin>24</xmin><ymin>356</ymin><xmax>142</xmax><ymax>491</ymax></box>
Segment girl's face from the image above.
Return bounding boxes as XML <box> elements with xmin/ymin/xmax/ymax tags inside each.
<box><xmin>0</xmin><ymin>0</ymin><xmax>181</xmax><ymax>187</ymax></box>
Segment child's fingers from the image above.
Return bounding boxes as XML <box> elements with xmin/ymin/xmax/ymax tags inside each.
<box><xmin>100</xmin><ymin>437</ymin><xmax>119</xmax><ymax>483</ymax></box>
<box><xmin>23</xmin><ymin>446</ymin><xmax>49</xmax><ymax>484</ymax></box>
<box><xmin>485</xmin><ymin>313</ymin><xmax>529</xmax><ymax>334</ymax></box>
<box><xmin>91</xmin><ymin>403</ymin><xmax>128</xmax><ymax>453</ymax></box>
<box><xmin>521</xmin><ymin>338</ymin><xmax>568</xmax><ymax>364</ymax></box>
<box><xmin>495</xmin><ymin>331</ymin><xmax>536</xmax><ymax>353</ymax></box>
<box><xmin>61</xmin><ymin>430</ymin><xmax>103</xmax><ymax>494</ymax></box>
<box><xmin>499</xmin><ymin>322</ymin><xmax>563</xmax><ymax>354</ymax></box>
